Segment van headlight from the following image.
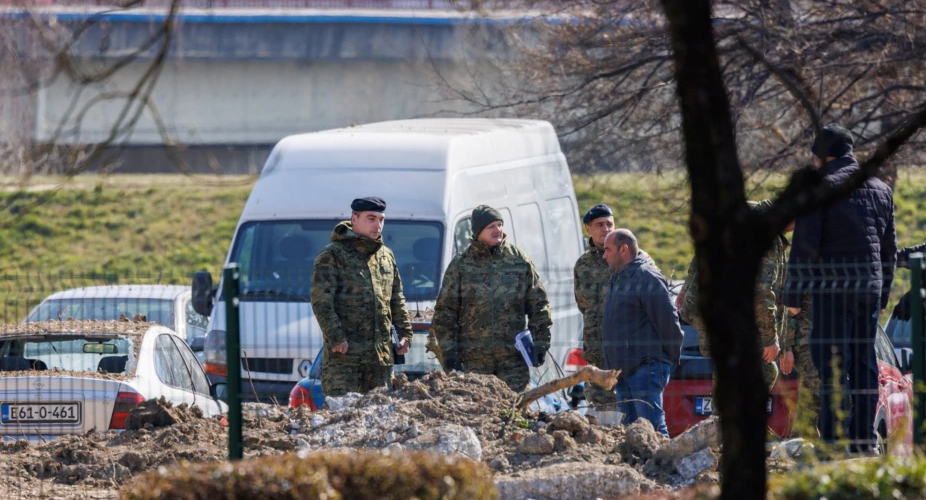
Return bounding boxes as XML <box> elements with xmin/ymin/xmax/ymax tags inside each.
<box><xmin>204</xmin><ymin>330</ymin><xmax>227</xmax><ymax>366</ymax></box>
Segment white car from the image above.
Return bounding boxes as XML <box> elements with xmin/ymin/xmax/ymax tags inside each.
<box><xmin>0</xmin><ymin>320</ymin><xmax>226</xmax><ymax>442</ymax></box>
<box><xmin>25</xmin><ymin>285</ymin><xmax>210</xmax><ymax>363</ymax></box>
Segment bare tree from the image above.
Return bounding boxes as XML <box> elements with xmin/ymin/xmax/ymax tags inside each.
<box><xmin>661</xmin><ymin>1</ymin><xmax>926</xmax><ymax>499</ymax></box>
<box><xmin>449</xmin><ymin>0</ymin><xmax>926</xmax><ymax>180</ymax></box>
<box><xmin>0</xmin><ymin>0</ymin><xmax>184</xmax><ymax>179</ymax></box>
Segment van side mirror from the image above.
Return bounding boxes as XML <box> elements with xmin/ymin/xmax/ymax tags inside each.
<box><xmin>191</xmin><ymin>270</ymin><xmax>215</xmax><ymax>317</ymax></box>
<box><xmin>899</xmin><ymin>348</ymin><xmax>913</xmax><ymax>374</ymax></box>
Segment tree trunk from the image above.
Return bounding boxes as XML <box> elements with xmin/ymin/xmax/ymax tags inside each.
<box><xmin>660</xmin><ymin>1</ymin><xmax>774</xmax><ymax>499</ymax></box>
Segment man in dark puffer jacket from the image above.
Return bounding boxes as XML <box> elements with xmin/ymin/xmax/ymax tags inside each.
<box><xmin>784</xmin><ymin>124</ymin><xmax>897</xmax><ymax>455</ymax></box>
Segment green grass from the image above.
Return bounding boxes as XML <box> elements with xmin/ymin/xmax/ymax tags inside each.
<box><xmin>0</xmin><ymin>170</ymin><xmax>922</xmax><ymax>323</ymax></box>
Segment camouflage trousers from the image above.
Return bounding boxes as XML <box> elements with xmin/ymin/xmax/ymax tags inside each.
<box><xmin>791</xmin><ymin>342</ymin><xmax>821</xmax><ymax>436</ymax></box>
<box><xmin>583</xmin><ymin>349</ymin><xmax>617</xmax><ymax>409</ymax></box>
<box><xmin>465</xmin><ymin>352</ymin><xmax>530</xmax><ymax>392</ymax></box>
<box><xmin>322</xmin><ymin>362</ymin><xmax>391</xmax><ymax>397</ymax></box>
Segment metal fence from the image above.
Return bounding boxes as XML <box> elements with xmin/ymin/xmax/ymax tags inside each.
<box><xmin>0</xmin><ymin>257</ymin><xmax>922</xmax><ymax>489</ymax></box>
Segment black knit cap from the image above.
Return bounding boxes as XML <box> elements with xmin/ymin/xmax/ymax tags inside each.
<box><xmin>472</xmin><ymin>205</ymin><xmax>504</xmax><ymax>237</ymax></box>
<box><xmin>351</xmin><ymin>197</ymin><xmax>386</xmax><ymax>213</ymax></box>
<box><xmin>811</xmin><ymin>123</ymin><xmax>854</xmax><ymax>160</ymax></box>
<box><xmin>583</xmin><ymin>204</ymin><xmax>613</xmax><ymax>224</ymax></box>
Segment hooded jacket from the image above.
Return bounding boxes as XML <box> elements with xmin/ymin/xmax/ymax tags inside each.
<box><xmin>431</xmin><ymin>235</ymin><xmax>552</xmax><ymax>365</ymax></box>
<box><xmin>311</xmin><ymin>221</ymin><xmax>413</xmax><ymax>366</ymax></box>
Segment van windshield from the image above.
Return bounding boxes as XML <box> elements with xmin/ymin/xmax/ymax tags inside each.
<box><xmin>229</xmin><ymin>219</ymin><xmax>443</xmax><ymax>302</ymax></box>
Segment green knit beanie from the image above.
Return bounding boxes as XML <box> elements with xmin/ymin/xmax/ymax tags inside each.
<box><xmin>472</xmin><ymin>205</ymin><xmax>504</xmax><ymax>238</ymax></box>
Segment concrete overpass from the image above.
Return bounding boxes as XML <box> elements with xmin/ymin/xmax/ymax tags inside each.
<box><xmin>1</xmin><ymin>5</ymin><xmax>534</xmax><ymax>173</ymax></box>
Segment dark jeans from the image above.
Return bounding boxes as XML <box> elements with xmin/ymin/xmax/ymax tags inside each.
<box><xmin>615</xmin><ymin>360</ymin><xmax>671</xmax><ymax>437</ymax></box>
<box><xmin>811</xmin><ymin>294</ymin><xmax>880</xmax><ymax>453</ymax></box>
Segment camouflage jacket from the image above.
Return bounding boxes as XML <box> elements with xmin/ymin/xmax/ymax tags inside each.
<box><xmin>574</xmin><ymin>237</ymin><xmax>657</xmax><ymax>365</ymax></box>
<box><xmin>310</xmin><ymin>221</ymin><xmax>413</xmax><ymax>366</ymax></box>
<box><xmin>757</xmin><ymin>233</ymin><xmax>788</xmax><ymax>349</ymax></box>
<box><xmin>431</xmin><ymin>236</ymin><xmax>552</xmax><ymax>364</ymax></box>
<box><xmin>682</xmin><ymin>233</ymin><xmax>787</xmax><ymax>355</ymax></box>
<box><xmin>784</xmin><ymin>292</ymin><xmax>812</xmax><ymax>351</ymax></box>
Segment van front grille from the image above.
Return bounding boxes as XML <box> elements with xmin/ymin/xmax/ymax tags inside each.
<box><xmin>242</xmin><ymin>358</ymin><xmax>293</xmax><ymax>375</ymax></box>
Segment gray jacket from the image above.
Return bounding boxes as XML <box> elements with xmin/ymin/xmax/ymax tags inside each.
<box><xmin>602</xmin><ymin>256</ymin><xmax>684</xmax><ymax>376</ymax></box>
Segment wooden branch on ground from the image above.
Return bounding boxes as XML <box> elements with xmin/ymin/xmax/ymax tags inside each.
<box><xmin>515</xmin><ymin>365</ymin><xmax>620</xmax><ymax>411</ymax></box>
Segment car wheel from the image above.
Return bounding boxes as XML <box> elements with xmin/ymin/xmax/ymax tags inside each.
<box><xmin>875</xmin><ymin>411</ymin><xmax>888</xmax><ymax>457</ymax></box>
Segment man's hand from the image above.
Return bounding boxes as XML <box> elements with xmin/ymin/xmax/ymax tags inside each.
<box><xmin>787</xmin><ymin>307</ymin><xmax>801</xmax><ymax>316</ymax></box>
<box><xmin>332</xmin><ymin>341</ymin><xmax>349</xmax><ymax>354</ymax></box>
<box><xmin>780</xmin><ymin>350</ymin><xmax>795</xmax><ymax>375</ymax></box>
<box><xmin>763</xmin><ymin>343</ymin><xmax>781</xmax><ymax>363</ymax></box>
<box><xmin>396</xmin><ymin>338</ymin><xmax>410</xmax><ymax>355</ymax></box>
<box><xmin>881</xmin><ymin>309</ymin><xmax>886</xmax><ymax>316</ymax></box>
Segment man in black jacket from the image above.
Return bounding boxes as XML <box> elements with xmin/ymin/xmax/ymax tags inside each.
<box><xmin>602</xmin><ymin>229</ymin><xmax>683</xmax><ymax>436</ymax></box>
<box><xmin>784</xmin><ymin>124</ymin><xmax>897</xmax><ymax>455</ymax></box>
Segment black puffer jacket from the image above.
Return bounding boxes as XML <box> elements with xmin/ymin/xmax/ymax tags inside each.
<box><xmin>784</xmin><ymin>156</ymin><xmax>897</xmax><ymax>308</ymax></box>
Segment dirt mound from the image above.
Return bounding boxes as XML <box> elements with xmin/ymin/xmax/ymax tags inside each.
<box><xmin>0</xmin><ymin>371</ymin><xmax>720</xmax><ymax>499</ymax></box>
<box><xmin>125</xmin><ymin>397</ymin><xmax>204</xmax><ymax>430</ymax></box>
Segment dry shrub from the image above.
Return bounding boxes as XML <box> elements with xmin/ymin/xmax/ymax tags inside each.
<box><xmin>120</xmin><ymin>449</ymin><xmax>497</xmax><ymax>500</ymax></box>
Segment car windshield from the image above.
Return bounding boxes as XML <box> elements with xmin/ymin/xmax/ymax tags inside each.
<box><xmin>0</xmin><ymin>336</ymin><xmax>133</xmax><ymax>373</ymax></box>
<box><xmin>27</xmin><ymin>298</ymin><xmax>175</xmax><ymax>327</ymax></box>
<box><xmin>229</xmin><ymin>219</ymin><xmax>444</xmax><ymax>302</ymax></box>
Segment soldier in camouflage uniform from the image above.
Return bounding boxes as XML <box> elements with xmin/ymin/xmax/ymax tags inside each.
<box><xmin>679</xmin><ymin>200</ymin><xmax>784</xmax><ymax>392</ymax></box>
<box><xmin>573</xmin><ymin>204</ymin><xmax>658</xmax><ymax>410</ymax></box>
<box><xmin>781</xmin><ymin>291</ymin><xmax>819</xmax><ymax>435</ymax></box>
<box><xmin>574</xmin><ymin>205</ymin><xmax>616</xmax><ymax>408</ymax></box>
<box><xmin>310</xmin><ymin>197</ymin><xmax>413</xmax><ymax>397</ymax></box>
<box><xmin>431</xmin><ymin>205</ymin><xmax>553</xmax><ymax>391</ymax></box>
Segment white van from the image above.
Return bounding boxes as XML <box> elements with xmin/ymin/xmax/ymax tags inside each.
<box><xmin>192</xmin><ymin>119</ymin><xmax>585</xmax><ymax>401</ymax></box>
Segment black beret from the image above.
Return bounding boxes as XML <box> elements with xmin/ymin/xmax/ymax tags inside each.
<box><xmin>811</xmin><ymin>123</ymin><xmax>854</xmax><ymax>159</ymax></box>
<box><xmin>351</xmin><ymin>197</ymin><xmax>386</xmax><ymax>213</ymax></box>
<box><xmin>583</xmin><ymin>204</ymin><xmax>613</xmax><ymax>224</ymax></box>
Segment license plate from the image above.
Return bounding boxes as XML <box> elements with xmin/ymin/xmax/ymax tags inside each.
<box><xmin>1</xmin><ymin>403</ymin><xmax>81</xmax><ymax>424</ymax></box>
<box><xmin>695</xmin><ymin>397</ymin><xmax>772</xmax><ymax>415</ymax></box>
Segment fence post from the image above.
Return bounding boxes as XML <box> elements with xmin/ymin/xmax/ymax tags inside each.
<box><xmin>223</xmin><ymin>264</ymin><xmax>243</xmax><ymax>461</ymax></box>
<box><xmin>911</xmin><ymin>253</ymin><xmax>925</xmax><ymax>449</ymax></box>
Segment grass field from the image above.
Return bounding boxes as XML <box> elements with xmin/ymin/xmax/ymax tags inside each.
<box><xmin>0</xmin><ymin>171</ymin><xmax>923</xmax><ymax>322</ymax></box>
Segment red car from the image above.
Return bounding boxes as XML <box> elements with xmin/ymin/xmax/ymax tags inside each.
<box><xmin>662</xmin><ymin>323</ymin><xmax>798</xmax><ymax>438</ymax></box>
<box><xmin>662</xmin><ymin>321</ymin><xmax>914</xmax><ymax>454</ymax></box>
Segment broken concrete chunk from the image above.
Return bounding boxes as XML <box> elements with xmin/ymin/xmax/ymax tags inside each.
<box><xmin>770</xmin><ymin>438</ymin><xmax>814</xmax><ymax>461</ymax></box>
<box><xmin>325</xmin><ymin>393</ymin><xmax>362</xmax><ymax>411</ymax></box>
<box><xmin>404</xmin><ymin>424</ymin><xmax>482</xmax><ymax>461</ymax></box>
<box><xmin>495</xmin><ymin>463</ymin><xmax>654</xmax><ymax>500</ymax></box>
<box><xmin>674</xmin><ymin>448</ymin><xmax>717</xmax><ymax>479</ymax></box>
<box><xmin>653</xmin><ymin>416</ymin><xmax>720</xmax><ymax>464</ymax></box>
<box><xmin>518</xmin><ymin>432</ymin><xmax>555</xmax><ymax>455</ymax></box>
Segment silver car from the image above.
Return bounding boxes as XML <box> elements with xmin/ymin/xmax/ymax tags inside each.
<box><xmin>24</xmin><ymin>285</ymin><xmax>210</xmax><ymax>363</ymax></box>
<box><xmin>0</xmin><ymin>320</ymin><xmax>226</xmax><ymax>442</ymax></box>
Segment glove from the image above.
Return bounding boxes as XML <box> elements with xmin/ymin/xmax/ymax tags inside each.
<box><xmin>535</xmin><ymin>345</ymin><xmax>548</xmax><ymax>367</ymax></box>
